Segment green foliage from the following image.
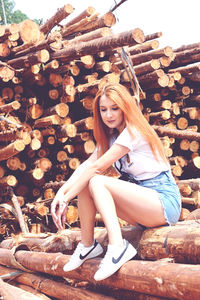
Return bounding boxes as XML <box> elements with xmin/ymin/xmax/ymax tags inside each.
<box><xmin>0</xmin><ymin>0</ymin><xmax>41</xmax><ymax>25</ymax></box>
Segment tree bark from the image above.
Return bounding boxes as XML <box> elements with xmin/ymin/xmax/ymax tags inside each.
<box><xmin>0</xmin><ymin>246</ymin><xmax>200</xmax><ymax>299</ymax></box>
<box><xmin>51</xmin><ymin>29</ymin><xmax>144</xmax><ymax>62</ymax></box>
<box><xmin>0</xmin><ymin>278</ymin><xmax>42</xmax><ymax>300</ymax></box>
<box><xmin>40</xmin><ymin>4</ymin><xmax>74</xmax><ymax>35</ymax></box>
<box><xmin>152</xmin><ymin>125</ymin><xmax>200</xmax><ymax>141</ymax></box>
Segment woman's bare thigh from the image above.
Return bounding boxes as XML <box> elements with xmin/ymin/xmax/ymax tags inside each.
<box><xmin>95</xmin><ymin>175</ymin><xmax>166</xmax><ymax>227</ymax></box>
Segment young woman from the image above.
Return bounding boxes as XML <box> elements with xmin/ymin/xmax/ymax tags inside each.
<box><xmin>51</xmin><ymin>83</ymin><xmax>181</xmax><ymax>281</ymax></box>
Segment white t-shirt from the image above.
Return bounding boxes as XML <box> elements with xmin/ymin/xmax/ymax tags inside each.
<box><xmin>111</xmin><ymin>127</ymin><xmax>169</xmax><ymax>180</ymax></box>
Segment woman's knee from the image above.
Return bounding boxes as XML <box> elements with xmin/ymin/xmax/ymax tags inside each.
<box><xmin>88</xmin><ymin>175</ymin><xmax>106</xmax><ymax>195</ymax></box>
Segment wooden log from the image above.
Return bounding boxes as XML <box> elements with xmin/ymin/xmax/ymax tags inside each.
<box><xmin>0</xmin><ymin>246</ymin><xmax>200</xmax><ymax>299</ymax></box>
<box><xmin>126</xmin><ymin>46</ymin><xmax>174</xmax><ymax>67</ymax></box>
<box><xmin>174</xmin><ymin>42</ymin><xmax>200</xmax><ymax>52</ymax></box>
<box><xmin>11</xmin><ymin>282</ymin><xmax>51</xmax><ymax>300</ymax></box>
<box><xmin>0</xmin><ymin>65</ymin><xmax>15</xmax><ymax>82</ymax></box>
<box><xmin>181</xmin><ymin>194</ymin><xmax>200</xmax><ymax>207</ymax></box>
<box><xmin>43</xmin><ymin>103</ymin><xmax>69</xmax><ymax>118</ymax></box>
<box><xmin>34</xmin><ymin>158</ymin><xmax>52</xmax><ymax>172</ymax></box>
<box><xmin>149</xmin><ymin>110</ymin><xmax>171</xmax><ymax>121</ymax></box>
<box><xmin>144</xmin><ymin>32</ymin><xmax>163</xmax><ymax>42</ymax></box>
<box><xmin>19</xmin><ymin>19</ymin><xmax>41</xmax><ymax>43</ymax></box>
<box><xmin>62</xmin><ymin>6</ymin><xmax>96</xmax><ymax>29</ymax></box>
<box><xmin>0</xmin><ymin>23</ymin><xmax>19</xmax><ymax>41</ymax></box>
<box><xmin>182</xmin><ymin>107</ymin><xmax>200</xmax><ymax>120</ymax></box>
<box><xmin>67</xmin><ymin>27</ymin><xmax>112</xmax><ymax>46</ymax></box>
<box><xmin>61</xmin><ymin>13</ymin><xmax>99</xmax><ymax>38</ymax></box>
<box><xmin>79</xmin><ymin>11</ymin><xmax>116</xmax><ymax>32</ymax></box>
<box><xmin>168</xmin><ymin>62</ymin><xmax>200</xmax><ymax>76</ymax></box>
<box><xmin>0</xmin><ymin>139</ymin><xmax>25</xmax><ymax>161</ymax></box>
<box><xmin>0</xmin><ymin>226</ymin><xmax>142</xmax><ymax>253</ymax></box>
<box><xmin>183</xmin><ymin>156</ymin><xmax>200</xmax><ymax>177</ymax></box>
<box><xmin>176</xmin><ymin>117</ymin><xmax>188</xmax><ymax>130</ymax></box>
<box><xmin>56</xmin><ymin>123</ymin><xmax>77</xmax><ymax>138</ymax></box>
<box><xmin>127</xmin><ymin>40</ymin><xmax>159</xmax><ymax>56</ymax></box>
<box><xmin>171</xmin><ymin>47</ymin><xmax>200</xmax><ymax>68</ymax></box>
<box><xmin>138</xmin><ymin>220</ymin><xmax>200</xmax><ymax>264</ymax></box>
<box><xmin>28</xmin><ymin>104</ymin><xmax>43</xmax><ymax>120</ymax></box>
<box><xmin>152</xmin><ymin>125</ymin><xmax>200</xmax><ymax>141</ymax></box>
<box><xmin>121</xmin><ymin>59</ymin><xmax>161</xmax><ymax>80</ymax></box>
<box><xmin>0</xmin><ymin>265</ymin><xmax>115</xmax><ymax>300</ymax></box>
<box><xmin>10</xmin><ymin>189</ymin><xmax>29</xmax><ymax>234</ymax></box>
<box><xmin>8</xmin><ymin>49</ymin><xmax>50</xmax><ymax>69</ymax></box>
<box><xmin>40</xmin><ymin>4</ymin><xmax>74</xmax><ymax>35</ymax></box>
<box><xmin>0</xmin><ymin>278</ymin><xmax>42</xmax><ymax>300</ymax></box>
<box><xmin>13</xmin><ymin>32</ymin><xmax>62</xmax><ymax>58</ymax></box>
<box><xmin>0</xmin><ymin>100</ymin><xmax>21</xmax><ymax>114</ymax></box>
<box><xmin>0</xmin><ymin>174</ymin><xmax>18</xmax><ymax>187</ymax></box>
<box><xmin>51</xmin><ymin>28</ymin><xmax>145</xmax><ymax>61</ymax></box>
<box><xmin>136</xmin><ymin>70</ymin><xmax>169</xmax><ymax>89</ymax></box>
<box><xmin>184</xmin><ymin>94</ymin><xmax>200</xmax><ymax>104</ymax></box>
<box><xmin>74</xmin><ymin>117</ymin><xmax>94</xmax><ymax>132</ymax></box>
<box><xmin>176</xmin><ymin>178</ymin><xmax>200</xmax><ymax>191</ymax></box>
<box><xmin>185</xmin><ymin>208</ymin><xmax>200</xmax><ymax>220</ymax></box>
<box><xmin>73</xmin><ymin>139</ymin><xmax>96</xmax><ymax>157</ymax></box>
<box><xmin>0</xmin><ymin>41</ymin><xmax>10</xmax><ymax>57</ymax></box>
<box><xmin>34</xmin><ymin>115</ymin><xmax>62</xmax><ymax>128</ymax></box>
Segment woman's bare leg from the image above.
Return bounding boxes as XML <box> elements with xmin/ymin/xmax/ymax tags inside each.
<box><xmin>89</xmin><ymin>175</ymin><xmax>166</xmax><ymax>245</ymax></box>
<box><xmin>77</xmin><ymin>186</ymin><xmax>96</xmax><ymax>246</ymax></box>
<box><xmin>89</xmin><ymin>177</ymin><xmax>124</xmax><ymax>246</ymax></box>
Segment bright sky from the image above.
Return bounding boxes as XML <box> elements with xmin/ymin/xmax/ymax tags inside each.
<box><xmin>14</xmin><ymin>0</ymin><xmax>200</xmax><ymax>49</ymax></box>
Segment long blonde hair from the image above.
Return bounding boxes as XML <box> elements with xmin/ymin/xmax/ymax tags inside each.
<box><xmin>93</xmin><ymin>83</ymin><xmax>168</xmax><ymax>164</ymax></box>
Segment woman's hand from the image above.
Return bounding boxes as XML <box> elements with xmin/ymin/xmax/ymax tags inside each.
<box><xmin>51</xmin><ymin>191</ymin><xmax>68</xmax><ymax>230</ymax></box>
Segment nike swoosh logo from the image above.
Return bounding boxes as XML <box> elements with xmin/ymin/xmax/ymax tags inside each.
<box><xmin>112</xmin><ymin>240</ymin><xmax>129</xmax><ymax>264</ymax></box>
<box><xmin>79</xmin><ymin>239</ymin><xmax>98</xmax><ymax>260</ymax></box>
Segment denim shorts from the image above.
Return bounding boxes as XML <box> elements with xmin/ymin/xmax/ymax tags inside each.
<box><xmin>119</xmin><ymin>170</ymin><xmax>182</xmax><ymax>226</ymax></box>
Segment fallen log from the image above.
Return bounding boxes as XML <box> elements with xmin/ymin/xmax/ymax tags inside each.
<box><xmin>138</xmin><ymin>220</ymin><xmax>200</xmax><ymax>263</ymax></box>
<box><xmin>11</xmin><ymin>282</ymin><xmax>51</xmax><ymax>300</ymax></box>
<box><xmin>0</xmin><ymin>265</ymin><xmax>115</xmax><ymax>300</ymax></box>
<box><xmin>0</xmin><ymin>246</ymin><xmax>200</xmax><ymax>299</ymax></box>
<box><xmin>2</xmin><ymin>221</ymin><xmax>200</xmax><ymax>264</ymax></box>
<box><xmin>0</xmin><ymin>277</ymin><xmax>42</xmax><ymax>300</ymax></box>
<box><xmin>0</xmin><ymin>226</ymin><xmax>143</xmax><ymax>253</ymax></box>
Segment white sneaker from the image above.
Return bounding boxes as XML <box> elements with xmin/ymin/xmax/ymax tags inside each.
<box><xmin>94</xmin><ymin>239</ymin><xmax>137</xmax><ymax>281</ymax></box>
<box><xmin>63</xmin><ymin>239</ymin><xmax>103</xmax><ymax>272</ymax></box>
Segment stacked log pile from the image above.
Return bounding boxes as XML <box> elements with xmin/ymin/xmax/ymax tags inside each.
<box><xmin>0</xmin><ymin>3</ymin><xmax>200</xmax><ymax>299</ymax></box>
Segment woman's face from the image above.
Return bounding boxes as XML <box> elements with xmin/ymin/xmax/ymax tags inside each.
<box><xmin>99</xmin><ymin>94</ymin><xmax>124</xmax><ymax>133</ymax></box>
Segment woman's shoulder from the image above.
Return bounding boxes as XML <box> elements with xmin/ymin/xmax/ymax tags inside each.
<box><xmin>121</xmin><ymin>125</ymin><xmax>140</xmax><ymax>138</ymax></box>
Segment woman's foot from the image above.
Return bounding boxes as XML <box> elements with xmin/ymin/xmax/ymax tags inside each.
<box><xmin>63</xmin><ymin>239</ymin><xmax>103</xmax><ymax>272</ymax></box>
<box><xmin>94</xmin><ymin>239</ymin><xmax>137</xmax><ymax>281</ymax></box>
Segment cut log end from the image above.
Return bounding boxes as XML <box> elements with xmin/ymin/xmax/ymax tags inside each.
<box><xmin>132</xmin><ymin>28</ymin><xmax>145</xmax><ymax>44</ymax></box>
<box><xmin>19</xmin><ymin>19</ymin><xmax>41</xmax><ymax>43</ymax></box>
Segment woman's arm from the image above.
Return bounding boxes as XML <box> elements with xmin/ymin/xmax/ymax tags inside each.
<box><xmin>51</xmin><ymin>148</ymin><xmax>98</xmax><ymax>228</ymax></box>
<box><xmin>51</xmin><ymin>143</ymin><xmax>129</xmax><ymax>230</ymax></box>
<box><xmin>55</xmin><ymin>149</ymin><xmax>98</xmax><ymax>196</ymax></box>
<box><xmin>63</xmin><ymin>143</ymin><xmax>129</xmax><ymax>204</ymax></box>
